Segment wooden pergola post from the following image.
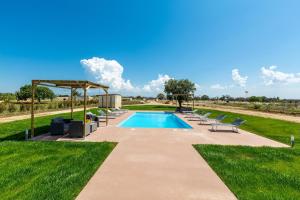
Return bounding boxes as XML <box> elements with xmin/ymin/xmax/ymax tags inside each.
<box><xmin>31</xmin><ymin>80</ymin><xmax>36</xmax><ymax>138</ymax></box>
<box><xmin>105</xmin><ymin>90</ymin><xmax>108</xmax><ymax>126</ymax></box>
<box><xmin>83</xmin><ymin>85</ymin><xmax>87</xmax><ymax>138</ymax></box>
<box><xmin>70</xmin><ymin>87</ymin><xmax>74</xmax><ymax>119</ymax></box>
<box><xmin>192</xmin><ymin>93</ymin><xmax>195</xmax><ymax>110</ymax></box>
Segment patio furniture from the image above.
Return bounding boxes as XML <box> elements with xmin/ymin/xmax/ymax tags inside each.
<box><xmin>98</xmin><ymin>110</ymin><xmax>118</xmax><ymax>119</ymax></box>
<box><xmin>198</xmin><ymin>114</ymin><xmax>227</xmax><ymax>125</ymax></box>
<box><xmin>183</xmin><ymin>109</ymin><xmax>199</xmax><ymax>116</ymax></box>
<box><xmin>107</xmin><ymin>109</ymin><xmax>122</xmax><ymax>116</ymax></box>
<box><xmin>68</xmin><ymin>120</ymin><xmax>96</xmax><ymax>138</ymax></box>
<box><xmin>86</xmin><ymin>112</ymin><xmax>101</xmax><ymax>127</ymax></box>
<box><xmin>187</xmin><ymin>112</ymin><xmax>211</xmax><ymax>121</ymax></box>
<box><xmin>111</xmin><ymin>107</ymin><xmax>128</xmax><ymax>113</ymax></box>
<box><xmin>211</xmin><ymin>118</ymin><xmax>246</xmax><ymax>133</ymax></box>
<box><xmin>50</xmin><ymin>117</ymin><xmax>72</xmax><ymax>135</ymax></box>
<box><xmin>30</xmin><ymin>80</ymin><xmax>109</xmax><ymax>138</ymax></box>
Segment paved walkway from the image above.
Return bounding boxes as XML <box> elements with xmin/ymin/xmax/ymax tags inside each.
<box><xmin>67</xmin><ymin>111</ymin><xmax>287</xmax><ymax>200</ymax></box>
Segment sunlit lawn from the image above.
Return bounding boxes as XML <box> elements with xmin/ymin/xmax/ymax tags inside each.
<box><xmin>0</xmin><ymin>141</ymin><xmax>116</xmax><ymax>200</ymax></box>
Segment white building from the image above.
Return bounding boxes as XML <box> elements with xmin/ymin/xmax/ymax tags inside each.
<box><xmin>98</xmin><ymin>94</ymin><xmax>122</xmax><ymax>108</ymax></box>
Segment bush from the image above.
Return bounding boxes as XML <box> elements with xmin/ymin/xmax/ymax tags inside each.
<box><xmin>19</xmin><ymin>104</ymin><xmax>28</xmax><ymax>112</ymax></box>
<box><xmin>0</xmin><ymin>103</ymin><xmax>6</xmax><ymax>113</ymax></box>
<box><xmin>253</xmin><ymin>104</ymin><xmax>261</xmax><ymax>110</ymax></box>
<box><xmin>8</xmin><ymin>104</ymin><xmax>18</xmax><ymax>113</ymax></box>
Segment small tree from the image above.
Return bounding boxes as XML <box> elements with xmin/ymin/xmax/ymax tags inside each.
<box><xmin>16</xmin><ymin>85</ymin><xmax>32</xmax><ymax>101</ymax></box>
<box><xmin>36</xmin><ymin>87</ymin><xmax>55</xmax><ymax>102</ymax></box>
<box><xmin>16</xmin><ymin>84</ymin><xmax>55</xmax><ymax>102</ymax></box>
<box><xmin>157</xmin><ymin>93</ymin><xmax>165</xmax><ymax>100</ymax></box>
<box><xmin>200</xmin><ymin>95</ymin><xmax>209</xmax><ymax>100</ymax></box>
<box><xmin>164</xmin><ymin>79</ymin><xmax>196</xmax><ymax>108</ymax></box>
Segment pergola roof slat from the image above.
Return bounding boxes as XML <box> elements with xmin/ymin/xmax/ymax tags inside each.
<box><xmin>33</xmin><ymin>80</ymin><xmax>109</xmax><ymax>89</ymax></box>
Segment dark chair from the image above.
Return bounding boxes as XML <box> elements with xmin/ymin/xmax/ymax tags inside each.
<box><xmin>86</xmin><ymin>112</ymin><xmax>100</xmax><ymax>127</ymax></box>
<box><xmin>50</xmin><ymin>117</ymin><xmax>71</xmax><ymax>135</ymax></box>
<box><xmin>69</xmin><ymin>120</ymin><xmax>94</xmax><ymax>138</ymax></box>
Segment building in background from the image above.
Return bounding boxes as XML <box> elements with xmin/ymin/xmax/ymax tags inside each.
<box><xmin>98</xmin><ymin>94</ymin><xmax>122</xmax><ymax>108</ymax></box>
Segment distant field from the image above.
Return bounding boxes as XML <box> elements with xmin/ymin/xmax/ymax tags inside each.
<box><xmin>0</xmin><ymin>141</ymin><xmax>116</xmax><ymax>200</ymax></box>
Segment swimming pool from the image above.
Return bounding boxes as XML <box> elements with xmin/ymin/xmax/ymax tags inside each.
<box><xmin>118</xmin><ymin>112</ymin><xmax>192</xmax><ymax>128</ymax></box>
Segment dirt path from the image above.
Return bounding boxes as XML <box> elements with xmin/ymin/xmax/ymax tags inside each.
<box><xmin>0</xmin><ymin>107</ymin><xmax>96</xmax><ymax>124</ymax></box>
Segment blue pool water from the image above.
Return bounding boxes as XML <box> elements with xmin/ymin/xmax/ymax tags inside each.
<box><xmin>118</xmin><ymin>112</ymin><xmax>192</xmax><ymax>128</ymax></box>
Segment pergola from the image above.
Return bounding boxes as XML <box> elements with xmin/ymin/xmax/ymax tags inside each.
<box><xmin>171</xmin><ymin>93</ymin><xmax>195</xmax><ymax>110</ymax></box>
<box><xmin>31</xmin><ymin>80</ymin><xmax>109</xmax><ymax>138</ymax></box>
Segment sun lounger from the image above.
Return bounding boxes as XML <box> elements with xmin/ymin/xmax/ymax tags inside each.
<box><xmin>182</xmin><ymin>109</ymin><xmax>198</xmax><ymax>115</ymax></box>
<box><xmin>198</xmin><ymin>114</ymin><xmax>227</xmax><ymax>125</ymax></box>
<box><xmin>187</xmin><ymin>112</ymin><xmax>211</xmax><ymax>121</ymax></box>
<box><xmin>112</xmin><ymin>107</ymin><xmax>128</xmax><ymax>113</ymax></box>
<box><xmin>211</xmin><ymin>118</ymin><xmax>246</xmax><ymax>133</ymax></box>
<box><xmin>97</xmin><ymin>110</ymin><xmax>118</xmax><ymax>119</ymax></box>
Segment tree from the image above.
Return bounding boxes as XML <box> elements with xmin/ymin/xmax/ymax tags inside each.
<box><xmin>16</xmin><ymin>85</ymin><xmax>32</xmax><ymax>101</ymax></box>
<box><xmin>16</xmin><ymin>84</ymin><xmax>55</xmax><ymax>102</ymax></box>
<box><xmin>157</xmin><ymin>93</ymin><xmax>165</xmax><ymax>100</ymax></box>
<box><xmin>200</xmin><ymin>95</ymin><xmax>209</xmax><ymax>100</ymax></box>
<box><xmin>164</xmin><ymin>79</ymin><xmax>196</xmax><ymax>108</ymax></box>
<box><xmin>36</xmin><ymin>87</ymin><xmax>55</xmax><ymax>102</ymax></box>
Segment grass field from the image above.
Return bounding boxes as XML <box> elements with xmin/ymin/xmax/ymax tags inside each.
<box><xmin>194</xmin><ymin>145</ymin><xmax>300</xmax><ymax>200</ymax></box>
<box><xmin>196</xmin><ymin>108</ymin><xmax>300</xmax><ymax>146</ymax></box>
<box><xmin>0</xmin><ymin>141</ymin><xmax>116</xmax><ymax>200</ymax></box>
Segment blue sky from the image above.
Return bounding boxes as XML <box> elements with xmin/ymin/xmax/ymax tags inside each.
<box><xmin>1</xmin><ymin>0</ymin><xmax>300</xmax><ymax>98</ymax></box>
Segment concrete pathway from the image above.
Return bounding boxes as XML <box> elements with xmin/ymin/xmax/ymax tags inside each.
<box><xmin>71</xmin><ymin>111</ymin><xmax>287</xmax><ymax>200</ymax></box>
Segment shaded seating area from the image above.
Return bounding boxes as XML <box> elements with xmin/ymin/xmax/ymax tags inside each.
<box><xmin>30</xmin><ymin>80</ymin><xmax>109</xmax><ymax>138</ymax></box>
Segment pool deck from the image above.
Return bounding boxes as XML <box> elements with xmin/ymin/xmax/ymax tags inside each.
<box><xmin>39</xmin><ymin>111</ymin><xmax>287</xmax><ymax>200</ymax></box>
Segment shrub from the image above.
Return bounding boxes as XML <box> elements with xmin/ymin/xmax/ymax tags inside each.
<box><xmin>253</xmin><ymin>104</ymin><xmax>261</xmax><ymax>110</ymax></box>
<box><xmin>19</xmin><ymin>104</ymin><xmax>28</xmax><ymax>112</ymax></box>
<box><xmin>0</xmin><ymin>103</ymin><xmax>6</xmax><ymax>113</ymax></box>
<box><xmin>8</xmin><ymin>104</ymin><xmax>18</xmax><ymax>113</ymax></box>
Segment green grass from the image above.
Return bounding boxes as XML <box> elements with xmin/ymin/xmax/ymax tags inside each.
<box><xmin>0</xmin><ymin>108</ymin><xmax>98</xmax><ymax>141</ymax></box>
<box><xmin>0</xmin><ymin>141</ymin><xmax>116</xmax><ymax>200</ymax></box>
<box><xmin>196</xmin><ymin>108</ymin><xmax>300</xmax><ymax>146</ymax></box>
<box><xmin>194</xmin><ymin>145</ymin><xmax>300</xmax><ymax>200</ymax></box>
<box><xmin>122</xmin><ymin>104</ymin><xmax>177</xmax><ymax>111</ymax></box>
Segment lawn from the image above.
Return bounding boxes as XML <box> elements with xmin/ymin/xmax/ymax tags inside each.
<box><xmin>0</xmin><ymin>141</ymin><xmax>116</xmax><ymax>200</ymax></box>
<box><xmin>0</xmin><ymin>108</ymin><xmax>98</xmax><ymax>141</ymax></box>
<box><xmin>194</xmin><ymin>145</ymin><xmax>300</xmax><ymax>200</ymax></box>
<box><xmin>196</xmin><ymin>108</ymin><xmax>300</xmax><ymax>146</ymax></box>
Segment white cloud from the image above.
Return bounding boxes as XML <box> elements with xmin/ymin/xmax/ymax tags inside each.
<box><xmin>80</xmin><ymin>57</ymin><xmax>135</xmax><ymax>91</ymax></box>
<box><xmin>143</xmin><ymin>74</ymin><xmax>171</xmax><ymax>93</ymax></box>
<box><xmin>261</xmin><ymin>66</ymin><xmax>300</xmax><ymax>86</ymax></box>
<box><xmin>210</xmin><ymin>84</ymin><xmax>226</xmax><ymax>90</ymax></box>
<box><xmin>80</xmin><ymin>57</ymin><xmax>172</xmax><ymax>96</ymax></box>
<box><xmin>232</xmin><ymin>69</ymin><xmax>248</xmax><ymax>88</ymax></box>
